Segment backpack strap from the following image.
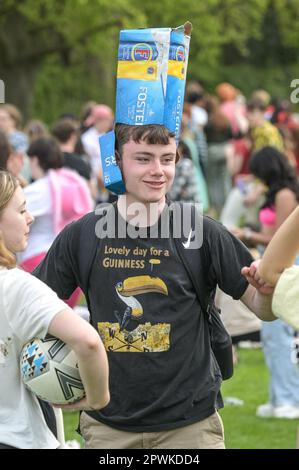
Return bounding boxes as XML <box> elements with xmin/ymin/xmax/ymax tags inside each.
<box><xmin>170</xmin><ymin>201</ymin><xmax>212</xmax><ymax>314</ymax></box>
<box><xmin>170</xmin><ymin>201</ymin><xmax>233</xmax><ymax>380</ymax></box>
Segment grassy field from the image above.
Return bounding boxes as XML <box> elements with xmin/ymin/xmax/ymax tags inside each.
<box><xmin>220</xmin><ymin>348</ymin><xmax>298</xmax><ymax>449</ymax></box>
<box><xmin>63</xmin><ymin>348</ymin><xmax>299</xmax><ymax>449</ymax></box>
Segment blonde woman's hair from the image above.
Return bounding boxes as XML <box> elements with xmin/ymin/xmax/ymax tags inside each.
<box><xmin>0</xmin><ymin>170</ymin><xmax>19</xmax><ymax>268</ymax></box>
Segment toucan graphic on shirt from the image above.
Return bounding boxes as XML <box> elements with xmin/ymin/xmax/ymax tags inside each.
<box><xmin>115</xmin><ymin>275</ymin><xmax>168</xmax><ymax>329</ymax></box>
<box><xmin>98</xmin><ymin>275</ymin><xmax>171</xmax><ymax>352</ymax></box>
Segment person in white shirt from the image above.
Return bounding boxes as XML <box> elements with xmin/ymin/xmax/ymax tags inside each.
<box><xmin>81</xmin><ymin>104</ymin><xmax>114</xmax><ymax>203</ymax></box>
<box><xmin>0</xmin><ymin>170</ymin><xmax>109</xmax><ymax>449</ymax></box>
<box><xmin>17</xmin><ymin>137</ymin><xmax>93</xmax><ymax>308</ymax></box>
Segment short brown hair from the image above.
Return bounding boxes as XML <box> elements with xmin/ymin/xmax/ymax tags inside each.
<box><xmin>27</xmin><ymin>137</ymin><xmax>63</xmax><ymax>171</ymax></box>
<box><xmin>52</xmin><ymin>119</ymin><xmax>78</xmax><ymax>143</ymax></box>
<box><xmin>0</xmin><ymin>170</ymin><xmax>19</xmax><ymax>268</ymax></box>
<box><xmin>115</xmin><ymin>124</ymin><xmax>179</xmax><ymax>162</ymax></box>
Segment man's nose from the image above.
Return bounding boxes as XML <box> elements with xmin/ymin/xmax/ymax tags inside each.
<box><xmin>149</xmin><ymin>159</ymin><xmax>163</xmax><ymax>174</ymax></box>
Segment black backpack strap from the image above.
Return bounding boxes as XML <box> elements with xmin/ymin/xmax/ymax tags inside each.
<box><xmin>170</xmin><ymin>202</ymin><xmax>211</xmax><ymax>313</ymax></box>
<box><xmin>170</xmin><ymin>202</ymin><xmax>233</xmax><ymax>380</ymax></box>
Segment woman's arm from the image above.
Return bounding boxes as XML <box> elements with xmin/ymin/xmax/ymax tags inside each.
<box><xmin>240</xmin><ymin>283</ymin><xmax>276</xmax><ymax>321</ymax></box>
<box><xmin>48</xmin><ymin>309</ymin><xmax>110</xmax><ymax>411</ymax></box>
<box><xmin>258</xmin><ymin>205</ymin><xmax>299</xmax><ymax>286</ymax></box>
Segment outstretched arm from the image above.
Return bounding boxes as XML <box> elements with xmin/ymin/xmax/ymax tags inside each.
<box><xmin>258</xmin><ymin>206</ymin><xmax>299</xmax><ymax>286</ymax></box>
<box><xmin>240</xmin><ymin>283</ymin><xmax>276</xmax><ymax>321</ymax></box>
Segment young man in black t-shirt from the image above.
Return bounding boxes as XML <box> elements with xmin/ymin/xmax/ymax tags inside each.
<box><xmin>34</xmin><ymin>124</ymin><xmax>275</xmax><ymax>449</ymax></box>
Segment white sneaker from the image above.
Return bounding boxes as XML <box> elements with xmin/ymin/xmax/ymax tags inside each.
<box><xmin>224</xmin><ymin>396</ymin><xmax>244</xmax><ymax>406</ymax></box>
<box><xmin>238</xmin><ymin>341</ymin><xmax>262</xmax><ymax>349</ymax></box>
<box><xmin>256</xmin><ymin>403</ymin><xmax>274</xmax><ymax>418</ymax></box>
<box><xmin>273</xmin><ymin>405</ymin><xmax>299</xmax><ymax>419</ymax></box>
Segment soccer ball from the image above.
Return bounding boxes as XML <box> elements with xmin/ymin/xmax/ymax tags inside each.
<box><xmin>20</xmin><ymin>335</ymin><xmax>85</xmax><ymax>405</ymax></box>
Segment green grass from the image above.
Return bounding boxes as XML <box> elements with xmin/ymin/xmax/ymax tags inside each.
<box><xmin>220</xmin><ymin>348</ymin><xmax>299</xmax><ymax>449</ymax></box>
<box><xmin>63</xmin><ymin>411</ymin><xmax>83</xmax><ymax>446</ymax></box>
<box><xmin>63</xmin><ymin>348</ymin><xmax>299</xmax><ymax>448</ymax></box>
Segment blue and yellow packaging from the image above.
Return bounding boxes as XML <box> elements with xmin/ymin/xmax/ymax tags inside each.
<box><xmin>99</xmin><ymin>23</ymin><xmax>192</xmax><ymax>194</ymax></box>
<box><xmin>99</xmin><ymin>130</ymin><xmax>126</xmax><ymax>195</ymax></box>
<box><xmin>163</xmin><ymin>29</ymin><xmax>189</xmax><ymax>139</ymax></box>
<box><xmin>116</xmin><ymin>24</ymin><xmax>191</xmax><ymax>141</ymax></box>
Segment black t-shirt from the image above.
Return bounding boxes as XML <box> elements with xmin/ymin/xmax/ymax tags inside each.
<box><xmin>33</xmin><ymin>210</ymin><xmax>252</xmax><ymax>432</ymax></box>
<box><xmin>63</xmin><ymin>152</ymin><xmax>91</xmax><ymax>181</ymax></box>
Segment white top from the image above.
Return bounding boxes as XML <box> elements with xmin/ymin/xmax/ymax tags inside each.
<box><xmin>191</xmin><ymin>105</ymin><xmax>208</xmax><ymax>128</ymax></box>
<box><xmin>17</xmin><ymin>177</ymin><xmax>55</xmax><ymax>264</ymax></box>
<box><xmin>81</xmin><ymin>127</ymin><xmax>102</xmax><ymax>178</ymax></box>
<box><xmin>0</xmin><ymin>267</ymin><xmax>69</xmax><ymax>448</ymax></box>
<box><xmin>272</xmin><ymin>265</ymin><xmax>299</xmax><ymax>331</ymax></box>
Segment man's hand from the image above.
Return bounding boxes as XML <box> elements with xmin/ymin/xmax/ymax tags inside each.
<box><xmin>241</xmin><ymin>260</ymin><xmax>274</xmax><ymax>295</ymax></box>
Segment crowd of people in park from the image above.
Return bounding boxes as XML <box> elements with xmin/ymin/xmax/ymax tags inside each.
<box><xmin>1</xmin><ymin>79</ymin><xmax>299</xmax><ymax>449</ymax></box>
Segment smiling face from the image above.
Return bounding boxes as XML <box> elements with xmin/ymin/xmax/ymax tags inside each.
<box><xmin>118</xmin><ymin>137</ymin><xmax>177</xmax><ymax>206</ymax></box>
<box><xmin>0</xmin><ymin>186</ymin><xmax>34</xmax><ymax>254</ymax></box>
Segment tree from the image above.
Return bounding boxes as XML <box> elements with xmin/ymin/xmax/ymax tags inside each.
<box><xmin>1</xmin><ymin>0</ymin><xmax>298</xmax><ymax>121</ymax></box>
<box><xmin>0</xmin><ymin>0</ymin><xmax>145</xmax><ymax>117</ymax></box>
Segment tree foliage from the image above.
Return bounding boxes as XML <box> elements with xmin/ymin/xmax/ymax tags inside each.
<box><xmin>0</xmin><ymin>0</ymin><xmax>298</xmax><ymax>122</ymax></box>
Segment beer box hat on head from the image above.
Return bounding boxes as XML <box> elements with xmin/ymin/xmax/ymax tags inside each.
<box><xmin>99</xmin><ymin>22</ymin><xmax>192</xmax><ymax>195</ymax></box>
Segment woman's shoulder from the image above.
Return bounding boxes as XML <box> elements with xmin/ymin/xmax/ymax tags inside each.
<box><xmin>275</xmin><ymin>187</ymin><xmax>297</xmax><ymax>203</ymax></box>
<box><xmin>1</xmin><ymin>268</ymin><xmax>32</xmax><ymax>298</ymax></box>
<box><xmin>4</xmin><ymin>267</ymin><xmax>45</xmax><ymax>288</ymax></box>
<box><xmin>4</xmin><ymin>267</ymin><xmax>33</xmax><ymax>283</ymax></box>
<box><xmin>4</xmin><ymin>267</ymin><xmax>61</xmax><ymax>302</ymax></box>
<box><xmin>274</xmin><ymin>189</ymin><xmax>298</xmax><ymax>220</ymax></box>
<box><xmin>275</xmin><ymin>188</ymin><xmax>296</xmax><ymax>202</ymax></box>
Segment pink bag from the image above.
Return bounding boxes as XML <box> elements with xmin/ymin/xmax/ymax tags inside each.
<box><xmin>48</xmin><ymin>168</ymin><xmax>93</xmax><ymax>234</ymax></box>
